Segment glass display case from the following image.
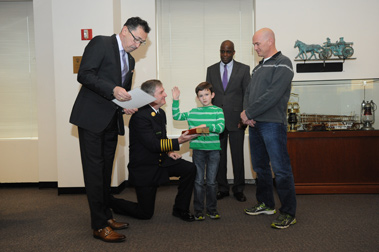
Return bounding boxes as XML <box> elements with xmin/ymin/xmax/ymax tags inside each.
<box><xmin>289</xmin><ymin>78</ymin><xmax>379</xmax><ymax>131</ymax></box>
<box><xmin>286</xmin><ymin>78</ymin><xmax>379</xmax><ymax>194</ymax></box>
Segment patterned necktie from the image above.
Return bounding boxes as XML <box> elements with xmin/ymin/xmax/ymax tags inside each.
<box><xmin>121</xmin><ymin>50</ymin><xmax>128</xmax><ymax>85</ymax></box>
<box><xmin>222</xmin><ymin>64</ymin><xmax>228</xmax><ymax>90</ymax></box>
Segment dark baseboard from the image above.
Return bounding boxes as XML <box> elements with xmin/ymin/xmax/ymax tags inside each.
<box><xmin>57</xmin><ymin>187</ymin><xmax>86</xmax><ymax>195</ymax></box>
<box><xmin>58</xmin><ymin>180</ymin><xmax>130</xmax><ymax>195</ymax></box>
<box><xmin>0</xmin><ymin>182</ymin><xmax>57</xmax><ymax>189</ymax></box>
<box><xmin>2</xmin><ymin>179</ymin><xmax>257</xmax><ymax>195</ymax></box>
<box><xmin>39</xmin><ymin>182</ymin><xmax>58</xmax><ymax>188</ymax></box>
<box><xmin>111</xmin><ymin>180</ymin><xmax>128</xmax><ymax>194</ymax></box>
<box><xmin>0</xmin><ymin>182</ymin><xmax>39</xmax><ymax>188</ymax></box>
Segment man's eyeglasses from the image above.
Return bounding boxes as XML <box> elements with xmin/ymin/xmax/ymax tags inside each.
<box><xmin>128</xmin><ymin>27</ymin><xmax>146</xmax><ymax>46</ymax></box>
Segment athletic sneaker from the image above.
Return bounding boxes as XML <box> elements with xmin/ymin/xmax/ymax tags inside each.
<box><xmin>271</xmin><ymin>213</ymin><xmax>297</xmax><ymax>229</ymax></box>
<box><xmin>244</xmin><ymin>202</ymin><xmax>276</xmax><ymax>216</ymax></box>
<box><xmin>194</xmin><ymin>211</ymin><xmax>205</xmax><ymax>221</ymax></box>
<box><xmin>206</xmin><ymin>211</ymin><xmax>221</xmax><ymax>219</ymax></box>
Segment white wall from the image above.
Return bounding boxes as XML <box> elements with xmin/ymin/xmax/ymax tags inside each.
<box><xmin>255</xmin><ymin>0</ymin><xmax>379</xmax><ymax>81</ymax></box>
<box><xmin>4</xmin><ymin>0</ymin><xmax>378</xmax><ymax>186</ymax></box>
<box><xmin>0</xmin><ymin>139</ymin><xmax>39</xmax><ymax>182</ymax></box>
<box><xmin>34</xmin><ymin>0</ymin><xmax>57</xmax><ymax>183</ymax></box>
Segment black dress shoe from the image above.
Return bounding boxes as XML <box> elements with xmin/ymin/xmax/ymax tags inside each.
<box><xmin>172</xmin><ymin>209</ymin><xmax>195</xmax><ymax>222</ymax></box>
<box><xmin>234</xmin><ymin>192</ymin><xmax>247</xmax><ymax>202</ymax></box>
<box><xmin>216</xmin><ymin>191</ymin><xmax>230</xmax><ymax>200</ymax></box>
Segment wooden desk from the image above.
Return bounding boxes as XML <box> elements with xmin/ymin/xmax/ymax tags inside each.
<box><xmin>287</xmin><ymin>130</ymin><xmax>379</xmax><ymax>194</ymax></box>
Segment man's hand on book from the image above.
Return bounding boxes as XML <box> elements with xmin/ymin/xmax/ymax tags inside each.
<box><xmin>181</xmin><ymin>125</ymin><xmax>209</xmax><ymax>135</ymax></box>
<box><xmin>178</xmin><ymin>131</ymin><xmax>199</xmax><ymax>144</ymax></box>
<box><xmin>194</xmin><ymin>124</ymin><xmax>206</xmax><ymax>128</ymax></box>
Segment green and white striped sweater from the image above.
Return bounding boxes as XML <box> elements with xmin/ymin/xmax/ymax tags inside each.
<box><xmin>172</xmin><ymin>99</ymin><xmax>225</xmax><ymax>150</ymax></box>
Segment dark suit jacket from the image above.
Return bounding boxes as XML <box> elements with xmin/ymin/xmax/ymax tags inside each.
<box><xmin>206</xmin><ymin>60</ymin><xmax>250</xmax><ymax>131</ymax></box>
<box><xmin>70</xmin><ymin>35</ymin><xmax>135</xmax><ymax>134</ymax></box>
<box><xmin>128</xmin><ymin>105</ymin><xmax>180</xmax><ymax>187</ymax></box>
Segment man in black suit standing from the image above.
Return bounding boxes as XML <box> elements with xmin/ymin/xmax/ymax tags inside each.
<box><xmin>110</xmin><ymin>79</ymin><xmax>198</xmax><ymax>222</ymax></box>
<box><xmin>70</xmin><ymin>17</ymin><xmax>150</xmax><ymax>242</ymax></box>
<box><xmin>206</xmin><ymin>40</ymin><xmax>250</xmax><ymax>202</ymax></box>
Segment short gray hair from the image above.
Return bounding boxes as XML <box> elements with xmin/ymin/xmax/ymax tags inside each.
<box><xmin>141</xmin><ymin>79</ymin><xmax>162</xmax><ymax>96</ymax></box>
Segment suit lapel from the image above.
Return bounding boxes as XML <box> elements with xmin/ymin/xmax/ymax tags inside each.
<box><xmin>155</xmin><ymin>109</ymin><xmax>167</xmax><ymax>138</ymax></box>
<box><xmin>225</xmin><ymin>61</ymin><xmax>240</xmax><ymax>92</ymax></box>
<box><xmin>227</xmin><ymin>62</ymin><xmax>238</xmax><ymax>89</ymax></box>
<box><xmin>123</xmin><ymin>53</ymin><xmax>134</xmax><ymax>88</ymax></box>
<box><xmin>213</xmin><ymin>63</ymin><xmax>224</xmax><ymax>91</ymax></box>
<box><xmin>144</xmin><ymin>106</ymin><xmax>162</xmax><ymax>125</ymax></box>
<box><xmin>128</xmin><ymin>53</ymin><xmax>135</xmax><ymax>71</ymax></box>
<box><xmin>111</xmin><ymin>35</ymin><xmax>122</xmax><ymax>87</ymax></box>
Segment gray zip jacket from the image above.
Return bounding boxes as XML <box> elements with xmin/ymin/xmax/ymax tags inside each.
<box><xmin>243</xmin><ymin>51</ymin><xmax>294</xmax><ymax>125</ymax></box>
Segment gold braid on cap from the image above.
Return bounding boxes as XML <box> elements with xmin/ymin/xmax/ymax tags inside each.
<box><xmin>160</xmin><ymin>139</ymin><xmax>173</xmax><ymax>152</ymax></box>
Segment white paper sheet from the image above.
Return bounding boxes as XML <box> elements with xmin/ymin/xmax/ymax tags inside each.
<box><xmin>112</xmin><ymin>87</ymin><xmax>156</xmax><ymax>109</ymax></box>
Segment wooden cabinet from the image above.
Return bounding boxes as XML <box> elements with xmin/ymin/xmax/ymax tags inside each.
<box><xmin>287</xmin><ymin>130</ymin><xmax>379</xmax><ymax>194</ymax></box>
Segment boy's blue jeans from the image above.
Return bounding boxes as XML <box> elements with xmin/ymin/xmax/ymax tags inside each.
<box><xmin>249</xmin><ymin>122</ymin><xmax>297</xmax><ymax>217</ymax></box>
<box><xmin>192</xmin><ymin>149</ymin><xmax>220</xmax><ymax>213</ymax></box>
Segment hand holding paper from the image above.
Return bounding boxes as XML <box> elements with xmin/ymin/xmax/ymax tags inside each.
<box><xmin>112</xmin><ymin>87</ymin><xmax>156</xmax><ymax>109</ymax></box>
<box><xmin>113</xmin><ymin>86</ymin><xmax>131</xmax><ymax>101</ymax></box>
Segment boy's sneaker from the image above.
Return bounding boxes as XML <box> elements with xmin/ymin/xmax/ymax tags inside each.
<box><xmin>244</xmin><ymin>202</ymin><xmax>276</xmax><ymax>216</ymax></box>
<box><xmin>271</xmin><ymin>213</ymin><xmax>296</xmax><ymax>229</ymax></box>
<box><xmin>206</xmin><ymin>211</ymin><xmax>221</xmax><ymax>220</ymax></box>
<box><xmin>194</xmin><ymin>211</ymin><xmax>205</xmax><ymax>221</ymax></box>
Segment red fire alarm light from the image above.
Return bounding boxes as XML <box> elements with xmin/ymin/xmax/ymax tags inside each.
<box><xmin>81</xmin><ymin>29</ymin><xmax>92</xmax><ymax>40</ymax></box>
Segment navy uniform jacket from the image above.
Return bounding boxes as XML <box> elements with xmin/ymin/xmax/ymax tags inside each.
<box><xmin>128</xmin><ymin>105</ymin><xmax>181</xmax><ymax>187</ymax></box>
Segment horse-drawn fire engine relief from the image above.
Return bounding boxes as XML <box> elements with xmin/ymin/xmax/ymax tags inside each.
<box><xmin>294</xmin><ymin>37</ymin><xmax>355</xmax><ymax>61</ymax></box>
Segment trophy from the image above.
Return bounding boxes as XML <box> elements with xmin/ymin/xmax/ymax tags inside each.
<box><xmin>287</xmin><ymin>93</ymin><xmax>301</xmax><ymax>132</ymax></box>
<box><xmin>361</xmin><ymin>100</ymin><xmax>377</xmax><ymax>130</ymax></box>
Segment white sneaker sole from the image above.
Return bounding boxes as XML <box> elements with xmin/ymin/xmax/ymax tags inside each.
<box><xmin>245</xmin><ymin>209</ymin><xmax>276</xmax><ymax>216</ymax></box>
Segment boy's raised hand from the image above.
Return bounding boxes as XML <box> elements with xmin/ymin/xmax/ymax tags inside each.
<box><xmin>172</xmin><ymin>86</ymin><xmax>180</xmax><ymax>100</ymax></box>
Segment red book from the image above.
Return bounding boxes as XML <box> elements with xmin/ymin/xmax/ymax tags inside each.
<box><xmin>181</xmin><ymin>127</ymin><xmax>209</xmax><ymax>135</ymax></box>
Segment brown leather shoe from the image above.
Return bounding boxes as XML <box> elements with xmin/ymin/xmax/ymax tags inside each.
<box><xmin>107</xmin><ymin>219</ymin><xmax>129</xmax><ymax>230</ymax></box>
<box><xmin>93</xmin><ymin>226</ymin><xmax>126</xmax><ymax>242</ymax></box>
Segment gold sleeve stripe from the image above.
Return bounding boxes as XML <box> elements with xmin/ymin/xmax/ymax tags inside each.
<box><xmin>162</xmin><ymin>139</ymin><xmax>166</xmax><ymax>152</ymax></box>
<box><xmin>160</xmin><ymin>139</ymin><xmax>173</xmax><ymax>152</ymax></box>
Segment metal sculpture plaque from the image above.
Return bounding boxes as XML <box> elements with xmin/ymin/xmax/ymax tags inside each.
<box><xmin>294</xmin><ymin>37</ymin><xmax>354</xmax><ymax>60</ymax></box>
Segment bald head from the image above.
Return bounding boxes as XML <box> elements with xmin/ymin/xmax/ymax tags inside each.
<box><xmin>253</xmin><ymin>28</ymin><xmax>277</xmax><ymax>59</ymax></box>
<box><xmin>256</xmin><ymin>28</ymin><xmax>275</xmax><ymax>42</ymax></box>
<box><xmin>221</xmin><ymin>40</ymin><xmax>235</xmax><ymax>49</ymax></box>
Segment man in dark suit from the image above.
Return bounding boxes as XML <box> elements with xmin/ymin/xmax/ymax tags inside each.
<box><xmin>70</xmin><ymin>17</ymin><xmax>150</xmax><ymax>242</ymax></box>
<box><xmin>110</xmin><ymin>79</ymin><xmax>198</xmax><ymax>222</ymax></box>
<box><xmin>206</xmin><ymin>40</ymin><xmax>250</xmax><ymax>202</ymax></box>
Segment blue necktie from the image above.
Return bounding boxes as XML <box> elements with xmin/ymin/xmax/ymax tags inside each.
<box><xmin>121</xmin><ymin>50</ymin><xmax>128</xmax><ymax>85</ymax></box>
<box><xmin>222</xmin><ymin>64</ymin><xmax>228</xmax><ymax>90</ymax></box>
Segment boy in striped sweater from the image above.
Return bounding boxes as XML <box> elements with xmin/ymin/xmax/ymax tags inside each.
<box><xmin>172</xmin><ymin>82</ymin><xmax>225</xmax><ymax>220</ymax></box>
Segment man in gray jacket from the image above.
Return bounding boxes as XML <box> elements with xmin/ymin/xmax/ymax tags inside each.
<box><xmin>241</xmin><ymin>28</ymin><xmax>297</xmax><ymax>229</ymax></box>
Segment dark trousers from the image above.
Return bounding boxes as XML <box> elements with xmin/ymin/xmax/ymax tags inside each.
<box><xmin>110</xmin><ymin>159</ymin><xmax>196</xmax><ymax>219</ymax></box>
<box><xmin>78</xmin><ymin>114</ymin><xmax>118</xmax><ymax>230</ymax></box>
<box><xmin>217</xmin><ymin>128</ymin><xmax>245</xmax><ymax>194</ymax></box>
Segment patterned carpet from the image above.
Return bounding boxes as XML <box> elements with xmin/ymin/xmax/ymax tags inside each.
<box><xmin>1</xmin><ymin>184</ymin><xmax>378</xmax><ymax>252</ymax></box>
